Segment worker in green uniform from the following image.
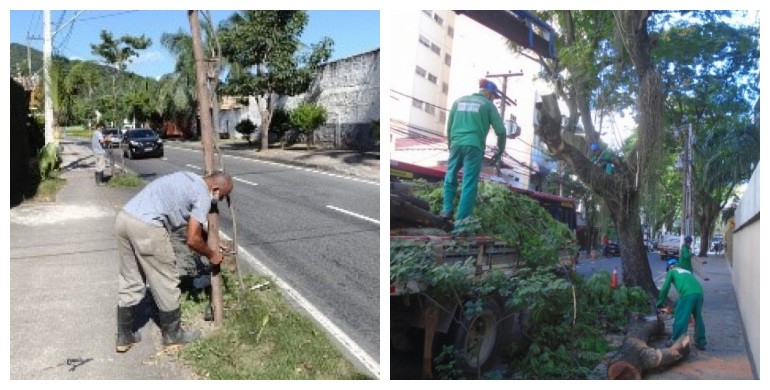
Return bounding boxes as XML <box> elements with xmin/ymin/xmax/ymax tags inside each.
<box><xmin>590</xmin><ymin>143</ymin><xmax>615</xmax><ymax>174</ymax></box>
<box><xmin>656</xmin><ymin>259</ymin><xmax>706</xmax><ymax>350</ymax></box>
<box><xmin>679</xmin><ymin>235</ymin><xmax>694</xmax><ymax>272</ymax></box>
<box><xmin>441</xmin><ymin>78</ymin><xmax>506</xmax><ymax>230</ymax></box>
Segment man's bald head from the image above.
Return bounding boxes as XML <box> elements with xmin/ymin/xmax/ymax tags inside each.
<box><xmin>204</xmin><ymin>171</ymin><xmax>234</xmax><ymax>201</ymax></box>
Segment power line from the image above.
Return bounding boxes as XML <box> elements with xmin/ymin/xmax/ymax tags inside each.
<box><xmin>78</xmin><ymin>10</ymin><xmax>138</xmax><ymax>22</ymax></box>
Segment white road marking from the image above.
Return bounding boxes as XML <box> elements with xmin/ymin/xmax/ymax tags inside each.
<box><xmin>233</xmin><ymin>177</ymin><xmax>258</xmax><ymax>186</ymax></box>
<box><xmin>217</xmin><ymin>231</ymin><xmax>380</xmax><ymax>378</ymax></box>
<box><xmin>326</xmin><ymin>205</ymin><xmax>380</xmax><ymax>225</ymax></box>
<box><xmin>185</xmin><ymin>164</ymin><xmax>201</xmax><ymax>170</ymax></box>
<box><xmin>165</xmin><ymin>145</ymin><xmax>379</xmax><ymax>186</ymax></box>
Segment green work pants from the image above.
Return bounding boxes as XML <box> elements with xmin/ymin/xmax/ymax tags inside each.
<box><xmin>442</xmin><ymin>145</ymin><xmax>483</xmax><ymax>224</ymax></box>
<box><xmin>671</xmin><ymin>293</ymin><xmax>706</xmax><ymax>347</ymax></box>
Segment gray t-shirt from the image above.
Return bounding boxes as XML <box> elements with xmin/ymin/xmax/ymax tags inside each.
<box><xmin>91</xmin><ymin>130</ymin><xmax>105</xmax><ymax>155</ymax></box>
<box><xmin>123</xmin><ymin>171</ymin><xmax>211</xmax><ymax>231</ymax></box>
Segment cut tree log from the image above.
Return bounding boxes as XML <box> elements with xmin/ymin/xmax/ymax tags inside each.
<box><xmin>391</xmin><ymin>193</ymin><xmax>452</xmax><ymax>231</ymax></box>
<box><xmin>607</xmin><ymin>314</ymin><xmax>691</xmax><ymax>380</ymax></box>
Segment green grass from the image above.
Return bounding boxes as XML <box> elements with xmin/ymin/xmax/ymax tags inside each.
<box><xmin>179</xmin><ymin>271</ymin><xmax>371</xmax><ymax>380</ymax></box>
<box><xmin>107</xmin><ymin>171</ymin><xmax>144</xmax><ymax>188</ymax></box>
<box><xmin>31</xmin><ymin>174</ymin><xmax>66</xmax><ymax>202</ymax></box>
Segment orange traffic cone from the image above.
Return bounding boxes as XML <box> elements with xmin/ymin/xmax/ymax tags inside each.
<box><xmin>610</xmin><ymin>267</ymin><xmax>619</xmax><ymax>289</ymax></box>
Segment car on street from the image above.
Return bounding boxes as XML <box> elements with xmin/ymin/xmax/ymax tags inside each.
<box><xmin>604</xmin><ymin>241</ymin><xmax>620</xmax><ymax>257</ymax></box>
<box><xmin>658</xmin><ymin>234</ymin><xmax>681</xmax><ymax>260</ymax></box>
<box><xmin>121</xmin><ymin>128</ymin><xmax>164</xmax><ymax>159</ymax></box>
<box><xmin>103</xmin><ymin>128</ymin><xmax>122</xmax><ymax>148</ymax></box>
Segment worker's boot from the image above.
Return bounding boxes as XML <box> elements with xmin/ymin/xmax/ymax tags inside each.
<box><xmin>158</xmin><ymin>308</ymin><xmax>201</xmax><ymax>347</ymax></box>
<box><xmin>116</xmin><ymin>305</ymin><xmax>142</xmax><ymax>353</ymax></box>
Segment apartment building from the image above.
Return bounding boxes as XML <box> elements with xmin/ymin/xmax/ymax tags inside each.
<box><xmin>391</xmin><ymin>10</ymin><xmax>549</xmax><ymax>190</ymax></box>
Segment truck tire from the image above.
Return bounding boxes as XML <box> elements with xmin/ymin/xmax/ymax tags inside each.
<box><xmin>449</xmin><ymin>298</ymin><xmax>501</xmax><ymax>374</ymax></box>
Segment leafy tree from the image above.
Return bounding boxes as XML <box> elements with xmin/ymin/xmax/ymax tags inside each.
<box><xmin>526</xmin><ymin>11</ymin><xmax>663</xmax><ymax>296</ymax></box>
<box><xmin>289</xmin><ymin>103</ymin><xmax>327</xmax><ymax>147</ymax></box>
<box><xmin>159</xmin><ymin>30</ymin><xmax>197</xmax><ymax>137</ymax></box>
<box><xmin>234</xmin><ymin>118</ymin><xmax>256</xmax><ymax>138</ymax></box>
<box><xmin>654</xmin><ymin>16</ymin><xmax>759</xmax><ymax>255</ymax></box>
<box><xmin>159</xmin><ymin>11</ymin><xmax>224</xmax><ymax>138</ymax></box>
<box><xmin>218</xmin><ymin>10</ymin><xmax>333</xmax><ymax>150</ymax></box>
<box><xmin>64</xmin><ymin>61</ymin><xmax>102</xmax><ymax>124</ymax></box>
<box><xmin>90</xmin><ymin>30</ymin><xmax>151</xmax><ymax>125</ymax></box>
<box><xmin>517</xmin><ymin>10</ymin><xmax>758</xmax><ymax>296</ymax></box>
<box><xmin>269</xmin><ymin>108</ymin><xmax>292</xmax><ymax>139</ymax></box>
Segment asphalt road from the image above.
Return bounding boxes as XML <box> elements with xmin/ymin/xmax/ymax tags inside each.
<box><xmin>574</xmin><ymin>251</ymin><xmax>669</xmax><ymax>281</ymax></box>
<box><xmin>109</xmin><ymin>145</ymin><xmax>381</xmax><ymax>376</ymax></box>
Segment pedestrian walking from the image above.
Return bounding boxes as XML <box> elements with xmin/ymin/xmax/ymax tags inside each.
<box><xmin>114</xmin><ymin>171</ymin><xmax>233</xmax><ymax>352</ymax></box>
<box><xmin>441</xmin><ymin>78</ymin><xmax>507</xmax><ymax>231</ymax></box>
<box><xmin>91</xmin><ymin>123</ymin><xmax>110</xmax><ymax>185</ymax></box>
<box><xmin>656</xmin><ymin>259</ymin><xmax>707</xmax><ymax>350</ymax></box>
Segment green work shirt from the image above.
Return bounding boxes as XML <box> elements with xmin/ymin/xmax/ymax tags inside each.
<box><xmin>656</xmin><ymin>267</ymin><xmax>703</xmax><ymax>307</ymax></box>
<box><xmin>679</xmin><ymin>244</ymin><xmax>693</xmax><ymax>271</ymax></box>
<box><xmin>446</xmin><ymin>93</ymin><xmax>506</xmax><ymax>153</ymax></box>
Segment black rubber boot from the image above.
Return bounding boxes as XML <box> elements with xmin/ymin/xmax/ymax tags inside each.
<box><xmin>158</xmin><ymin>308</ymin><xmax>201</xmax><ymax>347</ymax></box>
<box><xmin>116</xmin><ymin>306</ymin><xmax>142</xmax><ymax>352</ymax></box>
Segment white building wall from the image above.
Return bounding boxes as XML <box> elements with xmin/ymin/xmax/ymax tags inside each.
<box><xmin>732</xmin><ymin>162</ymin><xmax>760</xmax><ymax>376</ymax></box>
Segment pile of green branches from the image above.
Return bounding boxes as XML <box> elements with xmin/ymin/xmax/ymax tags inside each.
<box><xmin>392</xmin><ymin>180</ymin><xmax>649</xmax><ymax>379</ymax></box>
<box><xmin>413</xmin><ymin>180</ymin><xmax>577</xmax><ymax>266</ymax></box>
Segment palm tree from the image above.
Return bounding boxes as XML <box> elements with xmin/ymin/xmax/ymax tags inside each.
<box><xmin>159</xmin><ymin>14</ymin><xmax>227</xmax><ymax>139</ymax></box>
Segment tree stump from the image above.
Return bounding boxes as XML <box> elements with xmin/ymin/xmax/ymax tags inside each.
<box><xmin>607</xmin><ymin>314</ymin><xmax>691</xmax><ymax>379</ymax></box>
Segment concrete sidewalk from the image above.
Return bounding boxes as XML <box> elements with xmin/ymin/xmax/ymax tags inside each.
<box><xmin>9</xmin><ymin>141</ymin><xmax>193</xmax><ymax>379</ymax></box>
<box><xmin>644</xmin><ymin>253</ymin><xmax>756</xmax><ymax>379</ymax></box>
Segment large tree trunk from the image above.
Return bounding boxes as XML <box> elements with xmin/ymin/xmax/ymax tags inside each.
<box><xmin>535</xmin><ymin>94</ymin><xmax>658</xmax><ymax>296</ymax></box>
<box><xmin>696</xmin><ymin>198</ymin><xmax>720</xmax><ymax>256</ymax></box>
<box><xmin>607</xmin><ymin>314</ymin><xmax>691</xmax><ymax>379</ymax></box>
<box><xmin>258</xmin><ymin>94</ymin><xmax>273</xmax><ymax>151</ymax></box>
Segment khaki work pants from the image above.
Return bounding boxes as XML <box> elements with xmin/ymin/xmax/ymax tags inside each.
<box><xmin>94</xmin><ymin>153</ymin><xmax>106</xmax><ymax>173</ymax></box>
<box><xmin>115</xmin><ymin>211</ymin><xmax>180</xmax><ymax>311</ymax></box>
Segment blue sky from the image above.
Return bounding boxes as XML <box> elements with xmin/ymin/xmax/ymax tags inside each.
<box><xmin>9</xmin><ymin>10</ymin><xmax>380</xmax><ymax>79</ymax></box>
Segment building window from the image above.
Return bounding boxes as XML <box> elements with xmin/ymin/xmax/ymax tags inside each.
<box><xmin>447</xmin><ymin>25</ymin><xmax>454</xmax><ymax>38</ymax></box>
<box><xmin>430</xmin><ymin>43</ymin><xmax>440</xmax><ymax>55</ymax></box>
<box><xmin>412</xmin><ymin>98</ymin><xmax>423</xmax><ymax>109</ymax></box>
<box><xmin>418</xmin><ymin>35</ymin><xmax>430</xmax><ymax>48</ymax></box>
<box><xmin>425</xmin><ymin>103</ymin><xmax>436</xmax><ymax>115</ymax></box>
<box><xmin>427</xmin><ymin>73</ymin><xmax>438</xmax><ymax>84</ymax></box>
<box><xmin>442</xmin><ymin>82</ymin><xmax>449</xmax><ymax>94</ymax></box>
<box><xmin>439</xmin><ymin>110</ymin><xmax>447</xmax><ymax>124</ymax></box>
<box><xmin>444</xmin><ymin>54</ymin><xmax>452</xmax><ymax>66</ymax></box>
<box><xmin>433</xmin><ymin>13</ymin><xmax>444</xmax><ymax>26</ymax></box>
<box><xmin>415</xmin><ymin>65</ymin><xmax>426</xmax><ymax>78</ymax></box>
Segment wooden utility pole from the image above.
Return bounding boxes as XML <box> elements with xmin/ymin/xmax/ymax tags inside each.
<box><xmin>189</xmin><ymin>10</ymin><xmax>223</xmax><ymax>326</ymax></box>
<box><xmin>486</xmin><ymin>71</ymin><xmax>522</xmax><ymax>119</ymax></box>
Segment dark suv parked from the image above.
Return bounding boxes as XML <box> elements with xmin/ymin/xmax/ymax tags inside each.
<box><xmin>122</xmin><ymin>128</ymin><xmax>164</xmax><ymax>159</ymax></box>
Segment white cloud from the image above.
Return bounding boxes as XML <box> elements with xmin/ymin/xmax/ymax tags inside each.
<box><xmin>130</xmin><ymin>50</ymin><xmax>163</xmax><ymax>64</ymax></box>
